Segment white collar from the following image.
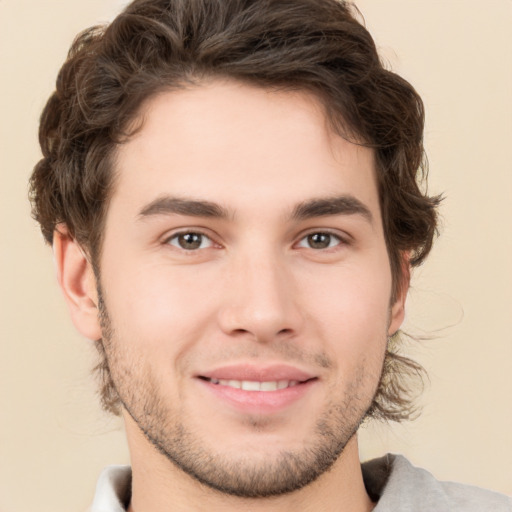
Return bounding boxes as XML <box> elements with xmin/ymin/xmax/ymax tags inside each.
<box><xmin>89</xmin><ymin>465</ymin><xmax>131</xmax><ymax>512</ymax></box>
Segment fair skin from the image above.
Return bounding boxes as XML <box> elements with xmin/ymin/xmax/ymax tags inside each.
<box><xmin>54</xmin><ymin>80</ymin><xmax>407</xmax><ymax>512</ymax></box>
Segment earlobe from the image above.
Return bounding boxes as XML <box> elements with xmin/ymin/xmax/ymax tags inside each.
<box><xmin>53</xmin><ymin>226</ymin><xmax>102</xmax><ymax>341</ymax></box>
<box><xmin>388</xmin><ymin>252</ymin><xmax>410</xmax><ymax>336</ymax></box>
<box><xmin>388</xmin><ymin>296</ymin><xmax>406</xmax><ymax>337</ymax></box>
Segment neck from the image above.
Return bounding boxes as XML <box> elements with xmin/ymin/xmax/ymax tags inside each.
<box><xmin>125</xmin><ymin>418</ymin><xmax>374</xmax><ymax>512</ymax></box>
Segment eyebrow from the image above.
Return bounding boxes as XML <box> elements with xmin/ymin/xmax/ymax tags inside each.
<box><xmin>138</xmin><ymin>196</ymin><xmax>232</xmax><ymax>220</ymax></box>
<box><xmin>137</xmin><ymin>194</ymin><xmax>372</xmax><ymax>223</ymax></box>
<box><xmin>291</xmin><ymin>195</ymin><xmax>373</xmax><ymax>223</ymax></box>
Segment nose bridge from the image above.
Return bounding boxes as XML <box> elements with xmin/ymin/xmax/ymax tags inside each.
<box><xmin>218</xmin><ymin>243</ymin><xmax>301</xmax><ymax>340</ymax></box>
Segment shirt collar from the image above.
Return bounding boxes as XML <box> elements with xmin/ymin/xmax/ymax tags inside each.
<box><xmin>89</xmin><ymin>465</ymin><xmax>131</xmax><ymax>512</ymax></box>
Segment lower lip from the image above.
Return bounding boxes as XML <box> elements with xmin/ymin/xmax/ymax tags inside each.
<box><xmin>197</xmin><ymin>378</ymin><xmax>317</xmax><ymax>414</ymax></box>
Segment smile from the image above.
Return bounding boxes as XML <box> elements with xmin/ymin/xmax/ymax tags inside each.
<box><xmin>204</xmin><ymin>378</ymin><xmax>300</xmax><ymax>391</ymax></box>
<box><xmin>198</xmin><ymin>370</ymin><xmax>318</xmax><ymax>414</ymax></box>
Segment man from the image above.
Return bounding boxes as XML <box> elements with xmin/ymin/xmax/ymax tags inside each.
<box><xmin>29</xmin><ymin>0</ymin><xmax>511</xmax><ymax>510</ymax></box>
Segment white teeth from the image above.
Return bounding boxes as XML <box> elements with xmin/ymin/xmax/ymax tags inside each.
<box><xmin>217</xmin><ymin>379</ymin><xmax>241</xmax><ymax>388</ymax></box>
<box><xmin>260</xmin><ymin>381</ymin><xmax>278</xmax><ymax>391</ymax></box>
<box><xmin>209</xmin><ymin>379</ymin><xmax>300</xmax><ymax>391</ymax></box>
<box><xmin>241</xmin><ymin>380</ymin><xmax>261</xmax><ymax>391</ymax></box>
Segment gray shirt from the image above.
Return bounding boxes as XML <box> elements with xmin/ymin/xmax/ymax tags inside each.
<box><xmin>88</xmin><ymin>454</ymin><xmax>511</xmax><ymax>511</ymax></box>
<box><xmin>363</xmin><ymin>454</ymin><xmax>511</xmax><ymax>511</ymax></box>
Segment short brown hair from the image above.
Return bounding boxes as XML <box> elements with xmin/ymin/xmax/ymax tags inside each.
<box><xmin>30</xmin><ymin>0</ymin><xmax>440</xmax><ymax>420</ymax></box>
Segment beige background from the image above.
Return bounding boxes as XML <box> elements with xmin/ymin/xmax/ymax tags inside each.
<box><xmin>1</xmin><ymin>0</ymin><xmax>511</xmax><ymax>510</ymax></box>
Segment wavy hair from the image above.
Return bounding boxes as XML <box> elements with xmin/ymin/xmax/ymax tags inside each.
<box><xmin>30</xmin><ymin>0</ymin><xmax>440</xmax><ymax>420</ymax></box>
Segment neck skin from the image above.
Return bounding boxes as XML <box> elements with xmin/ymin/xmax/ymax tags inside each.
<box><xmin>125</xmin><ymin>414</ymin><xmax>374</xmax><ymax>512</ymax></box>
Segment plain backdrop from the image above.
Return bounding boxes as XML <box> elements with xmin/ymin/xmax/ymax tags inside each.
<box><xmin>1</xmin><ymin>1</ymin><xmax>511</xmax><ymax>510</ymax></box>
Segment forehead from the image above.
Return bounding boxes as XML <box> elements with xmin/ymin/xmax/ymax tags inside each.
<box><xmin>110</xmin><ymin>79</ymin><xmax>379</xmax><ymax>222</ymax></box>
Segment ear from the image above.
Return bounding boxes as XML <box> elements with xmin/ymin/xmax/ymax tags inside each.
<box><xmin>388</xmin><ymin>252</ymin><xmax>410</xmax><ymax>336</ymax></box>
<box><xmin>53</xmin><ymin>225</ymin><xmax>102</xmax><ymax>341</ymax></box>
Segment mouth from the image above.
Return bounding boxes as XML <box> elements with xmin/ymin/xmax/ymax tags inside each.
<box><xmin>196</xmin><ymin>365</ymin><xmax>318</xmax><ymax>413</ymax></box>
<box><xmin>198</xmin><ymin>377</ymin><xmax>311</xmax><ymax>392</ymax></box>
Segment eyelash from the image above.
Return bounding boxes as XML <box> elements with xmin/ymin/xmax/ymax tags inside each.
<box><xmin>296</xmin><ymin>231</ymin><xmax>346</xmax><ymax>251</ymax></box>
<box><xmin>164</xmin><ymin>229</ymin><xmax>348</xmax><ymax>252</ymax></box>
<box><xmin>165</xmin><ymin>231</ymin><xmax>217</xmax><ymax>251</ymax></box>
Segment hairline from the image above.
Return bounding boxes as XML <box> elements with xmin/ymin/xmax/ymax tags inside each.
<box><xmin>84</xmin><ymin>77</ymin><xmax>388</xmax><ymax>268</ymax></box>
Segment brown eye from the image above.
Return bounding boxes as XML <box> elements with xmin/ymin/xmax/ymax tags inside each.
<box><xmin>308</xmin><ymin>233</ymin><xmax>331</xmax><ymax>249</ymax></box>
<box><xmin>168</xmin><ymin>232</ymin><xmax>212</xmax><ymax>250</ymax></box>
<box><xmin>298</xmin><ymin>232</ymin><xmax>342</xmax><ymax>250</ymax></box>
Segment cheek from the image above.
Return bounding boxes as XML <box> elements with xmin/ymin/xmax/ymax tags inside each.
<box><xmin>301</xmin><ymin>260</ymin><xmax>391</xmax><ymax>359</ymax></box>
<box><xmin>101</xmin><ymin>260</ymin><xmax>218</xmax><ymax>353</ymax></box>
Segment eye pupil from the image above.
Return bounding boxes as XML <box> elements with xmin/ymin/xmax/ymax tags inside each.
<box><xmin>308</xmin><ymin>233</ymin><xmax>331</xmax><ymax>249</ymax></box>
<box><xmin>178</xmin><ymin>233</ymin><xmax>202</xmax><ymax>250</ymax></box>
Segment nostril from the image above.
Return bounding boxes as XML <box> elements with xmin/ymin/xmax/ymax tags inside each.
<box><xmin>232</xmin><ymin>328</ymin><xmax>250</xmax><ymax>335</ymax></box>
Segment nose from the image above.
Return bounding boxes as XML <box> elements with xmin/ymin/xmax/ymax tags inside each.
<box><xmin>217</xmin><ymin>249</ymin><xmax>303</xmax><ymax>343</ymax></box>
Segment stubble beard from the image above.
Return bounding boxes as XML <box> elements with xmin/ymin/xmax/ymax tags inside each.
<box><xmin>97</xmin><ymin>294</ymin><xmax>383</xmax><ymax>498</ymax></box>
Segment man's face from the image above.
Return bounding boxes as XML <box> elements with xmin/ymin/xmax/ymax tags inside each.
<box><xmin>95</xmin><ymin>80</ymin><xmax>405</xmax><ymax>496</ymax></box>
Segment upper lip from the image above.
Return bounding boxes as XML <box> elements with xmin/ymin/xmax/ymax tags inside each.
<box><xmin>197</xmin><ymin>364</ymin><xmax>316</xmax><ymax>382</ymax></box>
